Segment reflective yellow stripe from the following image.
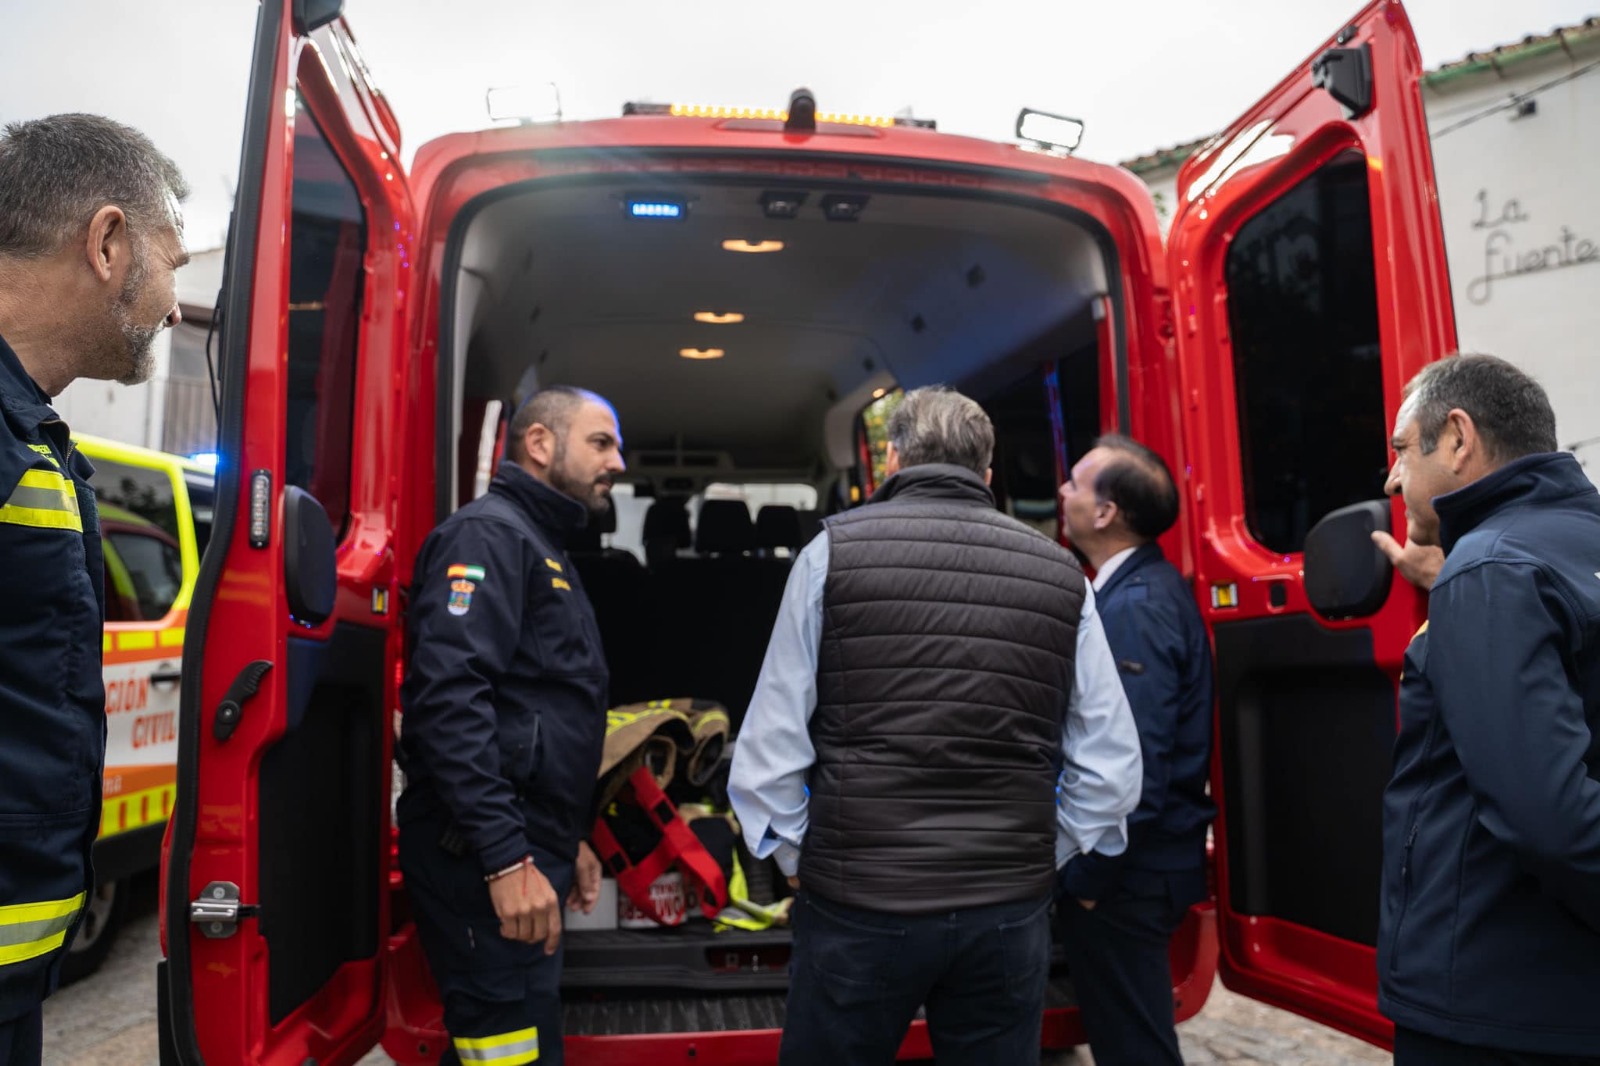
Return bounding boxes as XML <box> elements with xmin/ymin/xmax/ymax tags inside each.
<box><xmin>158</xmin><ymin>627</ymin><xmax>186</xmax><ymax>647</ymax></box>
<box><xmin>0</xmin><ymin>892</ymin><xmax>85</xmax><ymax>967</ymax></box>
<box><xmin>0</xmin><ymin>468</ymin><xmax>82</xmax><ymax>532</ymax></box>
<box><xmin>103</xmin><ymin>634</ymin><xmax>114</xmax><ymax>653</ymax></box>
<box><xmin>99</xmin><ymin>783</ymin><xmax>177</xmax><ymax>839</ymax></box>
<box><xmin>117</xmin><ymin>631</ymin><xmax>156</xmax><ymax>651</ymax></box>
<box><xmin>454</xmin><ymin>1026</ymin><xmax>539</xmax><ymax>1064</ymax></box>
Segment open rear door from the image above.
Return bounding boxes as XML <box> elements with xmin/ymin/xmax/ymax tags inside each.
<box><xmin>1165</xmin><ymin>0</ymin><xmax>1455</xmax><ymax>1046</ymax></box>
<box><xmin>160</xmin><ymin>1</ymin><xmax>415</xmax><ymax>1062</ymax></box>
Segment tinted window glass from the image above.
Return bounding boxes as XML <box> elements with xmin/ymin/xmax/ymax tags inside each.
<box><xmin>101</xmin><ymin>537</ymin><xmax>142</xmax><ymax>622</ymax></box>
<box><xmin>90</xmin><ymin>458</ymin><xmax>179</xmax><ymax>541</ymax></box>
<box><xmin>286</xmin><ymin>95</ymin><xmax>365</xmax><ymax>534</ymax></box>
<box><xmin>107</xmin><ymin>531</ymin><xmax>183</xmax><ymax>620</ymax></box>
<box><xmin>1224</xmin><ymin>156</ymin><xmax>1388</xmax><ymax>554</ymax></box>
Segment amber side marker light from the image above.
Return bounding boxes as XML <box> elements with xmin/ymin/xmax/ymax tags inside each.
<box><xmin>722</xmin><ymin>239</ymin><xmax>784</xmax><ymax>254</ymax></box>
<box><xmin>680</xmin><ymin>348</ymin><xmax>725</xmax><ymax>360</ymax></box>
<box><xmin>694</xmin><ymin>312</ymin><xmax>745</xmax><ymax>324</ymax></box>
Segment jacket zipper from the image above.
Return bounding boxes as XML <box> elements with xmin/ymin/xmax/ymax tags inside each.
<box><xmin>1390</xmin><ymin>820</ymin><xmax>1420</xmax><ymax>974</ymax></box>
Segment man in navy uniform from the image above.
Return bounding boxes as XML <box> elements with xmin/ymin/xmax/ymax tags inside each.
<box><xmin>1057</xmin><ymin>434</ymin><xmax>1215</xmax><ymax>1066</ymax></box>
<box><xmin>398</xmin><ymin>386</ymin><xmax>625</xmax><ymax>1066</ymax></box>
<box><xmin>0</xmin><ymin>114</ymin><xmax>188</xmax><ymax>1065</ymax></box>
<box><xmin>1377</xmin><ymin>355</ymin><xmax>1600</xmax><ymax>1064</ymax></box>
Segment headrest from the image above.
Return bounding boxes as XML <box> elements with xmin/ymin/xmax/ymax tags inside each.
<box><xmin>567</xmin><ymin>525</ymin><xmax>602</xmax><ymax>553</ymax></box>
<box><xmin>642</xmin><ymin>497</ymin><xmax>691</xmax><ymax>548</ymax></box>
<box><xmin>695</xmin><ymin>499</ymin><xmax>756</xmax><ymax>555</ymax></box>
<box><xmin>755</xmin><ymin>505</ymin><xmax>803</xmax><ymax>550</ymax></box>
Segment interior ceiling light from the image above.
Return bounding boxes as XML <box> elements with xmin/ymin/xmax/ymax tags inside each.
<box><xmin>722</xmin><ymin>239</ymin><xmax>784</xmax><ymax>254</ymax></box>
<box><xmin>872</xmin><ymin>387</ymin><xmax>888</xmax><ymax>399</ymax></box>
<box><xmin>693</xmin><ymin>311</ymin><xmax>745</xmax><ymax>324</ymax></box>
<box><xmin>761</xmin><ymin>190</ymin><xmax>807</xmax><ymax>220</ymax></box>
<box><xmin>679</xmin><ymin>347</ymin><xmax>725</xmax><ymax>360</ymax></box>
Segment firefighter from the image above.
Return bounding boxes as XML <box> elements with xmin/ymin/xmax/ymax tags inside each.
<box><xmin>0</xmin><ymin>114</ymin><xmax>188</xmax><ymax>1064</ymax></box>
<box><xmin>397</xmin><ymin>386</ymin><xmax>624</xmax><ymax>1066</ymax></box>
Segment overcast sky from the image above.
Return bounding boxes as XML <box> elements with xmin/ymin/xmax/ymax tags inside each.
<box><xmin>2</xmin><ymin>0</ymin><xmax>1594</xmax><ymax>249</ymax></box>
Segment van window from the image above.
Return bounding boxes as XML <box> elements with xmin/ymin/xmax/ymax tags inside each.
<box><xmin>107</xmin><ymin>530</ymin><xmax>184</xmax><ymax>620</ymax></box>
<box><xmin>1224</xmin><ymin>154</ymin><xmax>1387</xmax><ymax>554</ymax></box>
<box><xmin>90</xmin><ymin>458</ymin><xmax>179</xmax><ymax>542</ymax></box>
<box><xmin>859</xmin><ymin>389</ymin><xmax>905</xmax><ymax>492</ymax></box>
<box><xmin>285</xmin><ymin>94</ymin><xmax>366</xmax><ymax>535</ymax></box>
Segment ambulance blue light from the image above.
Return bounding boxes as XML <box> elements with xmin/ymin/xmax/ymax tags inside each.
<box><xmin>187</xmin><ymin>452</ymin><xmax>221</xmax><ymax>472</ymax></box>
<box><xmin>628</xmin><ymin>200</ymin><xmax>684</xmax><ymax>220</ymax></box>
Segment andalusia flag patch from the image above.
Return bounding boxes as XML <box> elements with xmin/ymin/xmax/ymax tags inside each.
<box><xmin>446</xmin><ymin>563</ymin><xmax>485</xmax><ymax>616</ymax></box>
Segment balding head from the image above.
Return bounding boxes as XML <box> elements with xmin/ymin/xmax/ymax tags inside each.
<box><xmin>506</xmin><ymin>385</ymin><xmax>626</xmax><ymax>513</ymax></box>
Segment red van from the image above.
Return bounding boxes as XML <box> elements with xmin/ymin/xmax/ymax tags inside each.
<box><xmin>158</xmin><ymin>0</ymin><xmax>1450</xmax><ymax>1061</ymax></box>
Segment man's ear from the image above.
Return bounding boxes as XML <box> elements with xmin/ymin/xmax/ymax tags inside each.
<box><xmin>524</xmin><ymin>422</ymin><xmax>556</xmax><ymax>469</ymax></box>
<box><xmin>983</xmin><ymin>467</ymin><xmax>992</xmax><ymax>486</ymax></box>
<box><xmin>86</xmin><ymin>205</ymin><xmax>129</xmax><ymax>284</ymax></box>
<box><xmin>883</xmin><ymin>442</ymin><xmax>901</xmax><ymax>478</ymax></box>
<box><xmin>1444</xmin><ymin>409</ymin><xmax>1478</xmax><ymax>474</ymax></box>
<box><xmin>1093</xmin><ymin>499</ymin><xmax>1119</xmax><ymax>533</ymax></box>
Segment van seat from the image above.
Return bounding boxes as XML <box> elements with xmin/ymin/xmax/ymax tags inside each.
<box><xmin>569</xmin><ymin>500</ymin><xmax>651</xmax><ymax>705</ymax></box>
<box><xmin>755</xmin><ymin>505</ymin><xmax>803</xmax><ymax>552</ymax></box>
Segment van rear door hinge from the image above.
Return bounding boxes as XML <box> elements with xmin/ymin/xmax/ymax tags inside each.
<box><xmin>189</xmin><ymin>881</ymin><xmax>260</xmax><ymax>939</ymax></box>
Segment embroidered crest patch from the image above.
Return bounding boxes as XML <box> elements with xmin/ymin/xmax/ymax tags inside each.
<box><xmin>447</xmin><ymin>564</ymin><xmax>486</xmax><ymax>581</ymax></box>
<box><xmin>448</xmin><ymin>579</ymin><xmax>476</xmax><ymax>615</ymax></box>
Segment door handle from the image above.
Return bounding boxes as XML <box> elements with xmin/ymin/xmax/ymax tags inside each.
<box><xmin>149</xmin><ymin>670</ymin><xmax>184</xmax><ymax>688</ymax></box>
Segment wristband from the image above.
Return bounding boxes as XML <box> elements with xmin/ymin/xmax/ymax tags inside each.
<box><xmin>485</xmin><ymin>855</ymin><xmax>533</xmax><ymax>883</ymax></box>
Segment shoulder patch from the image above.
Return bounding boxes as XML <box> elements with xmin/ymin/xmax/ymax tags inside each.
<box><xmin>447</xmin><ymin>563</ymin><xmax>486</xmax><ymax>581</ymax></box>
<box><xmin>447</xmin><ymin>579</ymin><xmax>476</xmax><ymax>616</ymax></box>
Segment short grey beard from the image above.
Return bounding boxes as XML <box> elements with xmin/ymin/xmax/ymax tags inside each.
<box><xmin>109</xmin><ymin>247</ymin><xmax>158</xmax><ymax>385</ymax></box>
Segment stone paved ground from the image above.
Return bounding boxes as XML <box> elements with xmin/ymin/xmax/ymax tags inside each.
<box><xmin>45</xmin><ymin>883</ymin><xmax>1390</xmax><ymax>1065</ymax></box>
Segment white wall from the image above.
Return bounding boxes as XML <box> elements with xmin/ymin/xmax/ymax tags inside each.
<box><xmin>1426</xmin><ymin>53</ymin><xmax>1600</xmax><ymax>475</ymax></box>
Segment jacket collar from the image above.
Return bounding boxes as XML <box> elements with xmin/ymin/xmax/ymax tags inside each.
<box><xmin>870</xmin><ymin>463</ymin><xmax>995</xmax><ymax>508</ymax></box>
<box><xmin>1094</xmin><ymin>541</ymin><xmax>1165</xmax><ymax>598</ymax></box>
<box><xmin>0</xmin><ymin>331</ymin><xmax>57</xmax><ymax>437</ymax></box>
<box><xmin>488</xmin><ymin>461</ymin><xmax>590</xmax><ymax>543</ymax></box>
<box><xmin>1435</xmin><ymin>452</ymin><xmax>1596</xmax><ymax>555</ymax></box>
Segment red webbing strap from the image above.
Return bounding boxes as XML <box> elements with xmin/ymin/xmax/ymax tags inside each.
<box><xmin>589</xmin><ymin>766</ymin><xmax>729</xmax><ymax>920</ymax></box>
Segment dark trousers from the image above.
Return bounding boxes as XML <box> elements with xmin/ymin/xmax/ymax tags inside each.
<box><xmin>0</xmin><ymin>1007</ymin><xmax>42</xmax><ymax>1066</ymax></box>
<box><xmin>1395</xmin><ymin>1028</ymin><xmax>1600</xmax><ymax>1066</ymax></box>
<box><xmin>1055</xmin><ymin>870</ymin><xmax>1193</xmax><ymax>1066</ymax></box>
<box><xmin>399</xmin><ymin>807</ymin><xmax>572</xmax><ymax>1066</ymax></box>
<box><xmin>780</xmin><ymin>889</ymin><xmax>1052</xmax><ymax>1066</ymax></box>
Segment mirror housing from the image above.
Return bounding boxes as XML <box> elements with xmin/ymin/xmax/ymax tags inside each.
<box><xmin>283</xmin><ymin>486</ymin><xmax>337</xmax><ymax>627</ymax></box>
<box><xmin>1303</xmin><ymin>500</ymin><xmax>1393</xmax><ymax>620</ymax></box>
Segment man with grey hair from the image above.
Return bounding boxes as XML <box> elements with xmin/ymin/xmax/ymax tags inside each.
<box><xmin>731</xmin><ymin>385</ymin><xmax>1142</xmax><ymax>1064</ymax></box>
<box><xmin>0</xmin><ymin>114</ymin><xmax>188</xmax><ymax>1063</ymax></box>
<box><xmin>1376</xmin><ymin>354</ymin><xmax>1600</xmax><ymax>1063</ymax></box>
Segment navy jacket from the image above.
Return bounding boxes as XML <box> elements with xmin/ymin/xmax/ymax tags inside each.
<box><xmin>398</xmin><ymin>462</ymin><xmax>610</xmax><ymax>872</ymax></box>
<box><xmin>0</xmin><ymin>334</ymin><xmax>105</xmax><ymax>1019</ymax></box>
<box><xmin>1060</xmin><ymin>543</ymin><xmax>1215</xmax><ymax>903</ymax></box>
<box><xmin>1378</xmin><ymin>453</ymin><xmax>1600</xmax><ymax>1055</ymax></box>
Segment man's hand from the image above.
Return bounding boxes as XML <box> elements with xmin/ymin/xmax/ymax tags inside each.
<box><xmin>488</xmin><ymin>859</ymin><xmax>562</xmax><ymax>954</ymax></box>
<box><xmin>567</xmin><ymin>841</ymin><xmax>602</xmax><ymax>915</ymax></box>
<box><xmin>1372</xmin><ymin>530</ymin><xmax>1445</xmax><ymax>591</ymax></box>
<box><xmin>1076</xmin><ymin>899</ymin><xmax>1097</xmax><ymax>911</ymax></box>
<box><xmin>786</xmin><ymin>875</ymin><xmax>800</xmax><ymax>891</ymax></box>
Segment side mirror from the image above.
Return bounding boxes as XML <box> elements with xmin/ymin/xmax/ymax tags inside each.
<box><xmin>283</xmin><ymin>486</ymin><xmax>337</xmax><ymax>627</ymax></box>
<box><xmin>1303</xmin><ymin>500</ymin><xmax>1392</xmax><ymax>620</ymax></box>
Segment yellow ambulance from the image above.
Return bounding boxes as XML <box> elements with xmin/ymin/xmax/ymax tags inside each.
<box><xmin>63</xmin><ymin>434</ymin><xmax>214</xmax><ymax>981</ymax></box>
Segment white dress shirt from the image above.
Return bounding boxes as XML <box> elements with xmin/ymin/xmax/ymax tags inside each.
<box><xmin>728</xmin><ymin>530</ymin><xmax>1142</xmax><ymax>877</ymax></box>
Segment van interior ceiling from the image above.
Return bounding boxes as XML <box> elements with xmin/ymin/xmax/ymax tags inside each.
<box><xmin>440</xmin><ymin>175</ymin><xmax>1111</xmax><ymax>722</ymax></box>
